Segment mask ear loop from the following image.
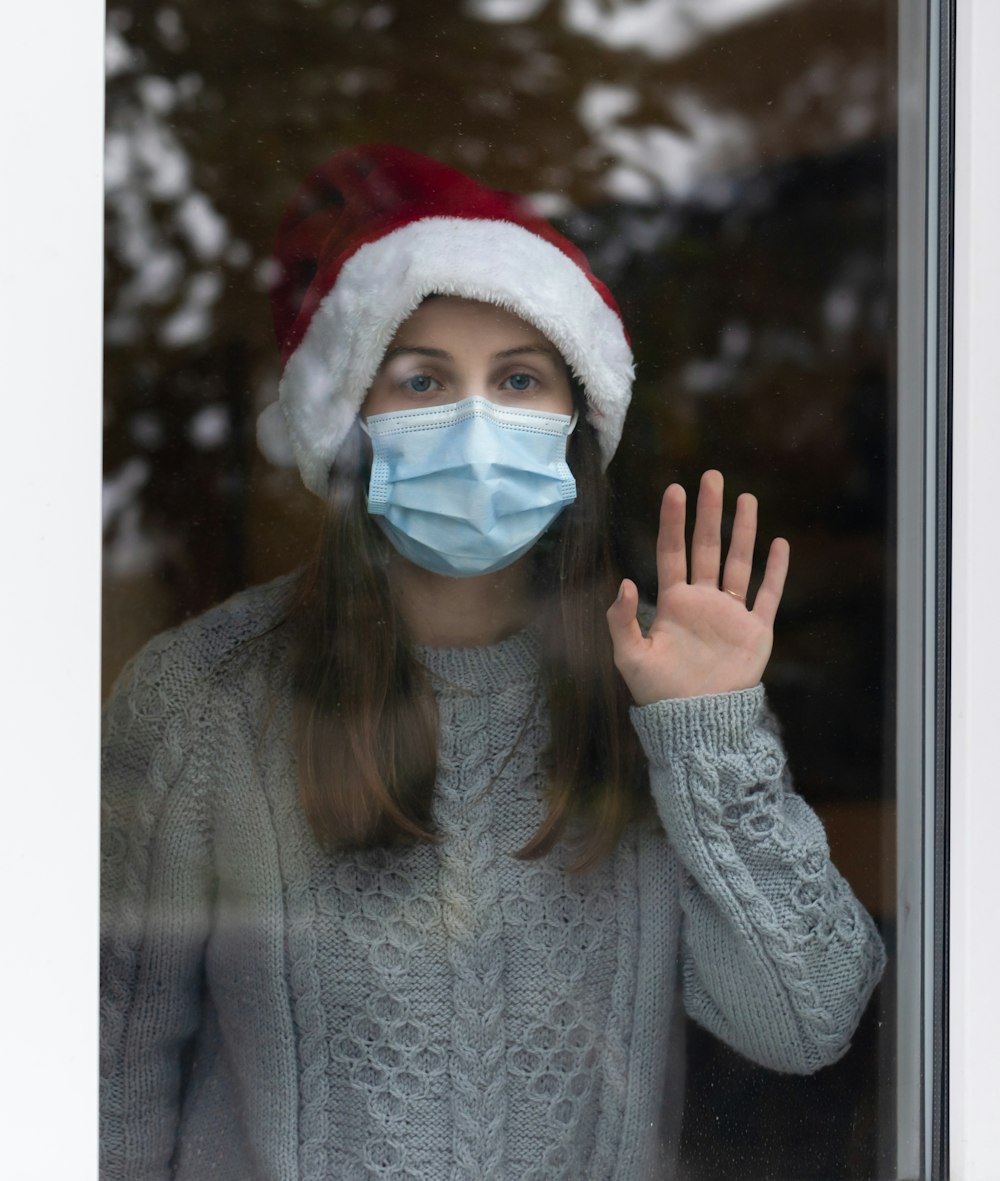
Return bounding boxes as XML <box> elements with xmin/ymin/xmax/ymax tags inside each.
<box><xmin>330</xmin><ymin>416</ymin><xmax>374</xmax><ymax>511</ymax></box>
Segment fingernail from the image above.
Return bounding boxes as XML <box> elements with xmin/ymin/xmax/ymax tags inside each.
<box><xmin>617</xmin><ymin>580</ymin><xmax>625</xmax><ymax>602</ymax></box>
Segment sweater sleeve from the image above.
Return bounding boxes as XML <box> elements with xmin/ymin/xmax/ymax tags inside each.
<box><xmin>100</xmin><ymin>632</ymin><xmax>215</xmax><ymax>1180</ymax></box>
<box><xmin>630</xmin><ymin>684</ymin><xmax>886</xmax><ymax>1075</ymax></box>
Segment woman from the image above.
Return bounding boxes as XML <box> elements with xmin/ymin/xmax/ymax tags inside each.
<box><xmin>100</xmin><ymin>144</ymin><xmax>885</xmax><ymax>1180</ymax></box>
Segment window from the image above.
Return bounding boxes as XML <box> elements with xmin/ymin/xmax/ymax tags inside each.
<box><xmin>13</xmin><ymin>2</ymin><xmax>991</xmax><ymax>1181</ymax></box>
<box><xmin>101</xmin><ymin>1</ymin><xmax>914</xmax><ymax>1174</ymax></box>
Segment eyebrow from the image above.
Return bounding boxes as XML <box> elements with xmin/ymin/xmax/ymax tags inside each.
<box><xmin>381</xmin><ymin>344</ymin><xmax>562</xmax><ymax>365</ymax></box>
<box><xmin>381</xmin><ymin>346</ymin><xmax>450</xmax><ymax>365</ymax></box>
<box><xmin>493</xmin><ymin>345</ymin><xmax>562</xmax><ymax>363</ymax></box>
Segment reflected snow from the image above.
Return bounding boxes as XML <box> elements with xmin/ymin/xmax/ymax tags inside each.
<box><xmin>562</xmin><ymin>0</ymin><xmax>792</xmax><ymax>59</ymax></box>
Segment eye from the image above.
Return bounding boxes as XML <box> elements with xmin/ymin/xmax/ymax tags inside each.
<box><xmin>402</xmin><ymin>374</ymin><xmax>440</xmax><ymax>394</ymax></box>
<box><xmin>502</xmin><ymin>372</ymin><xmax>537</xmax><ymax>393</ymax></box>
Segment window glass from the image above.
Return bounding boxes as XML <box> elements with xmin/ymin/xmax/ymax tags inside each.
<box><xmin>102</xmin><ymin>1</ymin><xmax>935</xmax><ymax>1176</ymax></box>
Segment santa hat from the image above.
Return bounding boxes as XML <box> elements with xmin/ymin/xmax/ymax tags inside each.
<box><xmin>260</xmin><ymin>144</ymin><xmax>634</xmax><ymax>498</ymax></box>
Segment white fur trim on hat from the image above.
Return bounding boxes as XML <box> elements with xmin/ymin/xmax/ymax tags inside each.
<box><xmin>274</xmin><ymin>216</ymin><xmax>634</xmax><ymax>498</ymax></box>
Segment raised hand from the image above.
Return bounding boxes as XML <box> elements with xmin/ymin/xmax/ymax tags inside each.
<box><xmin>606</xmin><ymin>470</ymin><xmax>789</xmax><ymax>704</ymax></box>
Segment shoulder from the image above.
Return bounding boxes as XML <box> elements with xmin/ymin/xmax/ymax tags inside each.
<box><xmin>103</xmin><ymin>572</ymin><xmax>301</xmax><ymax>738</ymax></box>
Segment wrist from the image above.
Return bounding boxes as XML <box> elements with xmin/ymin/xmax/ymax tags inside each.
<box><xmin>629</xmin><ymin>684</ymin><xmax>767</xmax><ymax>762</ymax></box>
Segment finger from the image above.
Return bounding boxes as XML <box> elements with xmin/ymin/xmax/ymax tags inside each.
<box><xmin>606</xmin><ymin>578</ymin><xmax>647</xmax><ymax>665</ymax></box>
<box><xmin>721</xmin><ymin>492</ymin><xmax>757</xmax><ymax>601</ymax></box>
<box><xmin>656</xmin><ymin>484</ymin><xmax>688</xmax><ymax>593</ymax></box>
<box><xmin>751</xmin><ymin>537</ymin><xmax>790</xmax><ymax>626</ymax></box>
<box><xmin>690</xmin><ymin>469</ymin><xmax>724</xmax><ymax>585</ymax></box>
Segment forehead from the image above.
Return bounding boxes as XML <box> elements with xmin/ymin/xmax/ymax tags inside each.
<box><xmin>389</xmin><ymin>296</ymin><xmax>556</xmax><ymax>350</ymax></box>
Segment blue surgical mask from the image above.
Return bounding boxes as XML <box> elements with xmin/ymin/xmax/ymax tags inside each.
<box><xmin>361</xmin><ymin>396</ymin><xmax>578</xmax><ymax>577</ymax></box>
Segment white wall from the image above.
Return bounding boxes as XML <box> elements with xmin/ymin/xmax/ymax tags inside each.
<box><xmin>1</xmin><ymin>2</ymin><xmax>103</xmax><ymax>1175</ymax></box>
<box><xmin>950</xmin><ymin>0</ymin><xmax>1000</xmax><ymax>1176</ymax></box>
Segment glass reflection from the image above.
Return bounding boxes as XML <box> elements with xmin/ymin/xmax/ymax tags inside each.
<box><xmin>103</xmin><ymin>0</ymin><xmax>897</xmax><ymax>1175</ymax></box>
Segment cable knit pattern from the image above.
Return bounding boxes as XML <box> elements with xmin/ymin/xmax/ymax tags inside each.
<box><xmin>630</xmin><ymin>689</ymin><xmax>886</xmax><ymax>1074</ymax></box>
<box><xmin>100</xmin><ymin>576</ymin><xmax>885</xmax><ymax>1180</ymax></box>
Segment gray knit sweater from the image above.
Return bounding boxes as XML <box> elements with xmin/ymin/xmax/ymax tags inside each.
<box><xmin>100</xmin><ymin>576</ymin><xmax>885</xmax><ymax>1181</ymax></box>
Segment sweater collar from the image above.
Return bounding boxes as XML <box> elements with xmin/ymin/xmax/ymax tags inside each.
<box><xmin>414</xmin><ymin>624</ymin><xmax>541</xmax><ymax>695</ymax></box>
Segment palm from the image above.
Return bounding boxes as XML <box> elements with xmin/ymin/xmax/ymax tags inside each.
<box><xmin>640</xmin><ymin>582</ymin><xmax>774</xmax><ymax>699</ymax></box>
<box><xmin>607</xmin><ymin>471</ymin><xmax>789</xmax><ymax>704</ymax></box>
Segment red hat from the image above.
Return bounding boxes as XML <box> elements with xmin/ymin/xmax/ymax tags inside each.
<box><xmin>259</xmin><ymin>144</ymin><xmax>634</xmax><ymax>497</ymax></box>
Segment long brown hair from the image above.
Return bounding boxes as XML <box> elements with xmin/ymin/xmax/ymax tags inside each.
<box><xmin>290</xmin><ymin>391</ymin><xmax>648</xmax><ymax>871</ymax></box>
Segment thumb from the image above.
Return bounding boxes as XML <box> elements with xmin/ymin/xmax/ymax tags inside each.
<box><xmin>606</xmin><ymin>579</ymin><xmax>645</xmax><ymax>669</ymax></box>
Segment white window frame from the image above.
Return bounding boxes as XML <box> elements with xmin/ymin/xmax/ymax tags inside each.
<box><xmin>950</xmin><ymin>1</ymin><xmax>1000</xmax><ymax>1177</ymax></box>
<box><xmin>4</xmin><ymin>1</ymin><xmax>996</xmax><ymax>1176</ymax></box>
<box><xmin>2</xmin><ymin>1</ymin><xmax>103</xmax><ymax>1178</ymax></box>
